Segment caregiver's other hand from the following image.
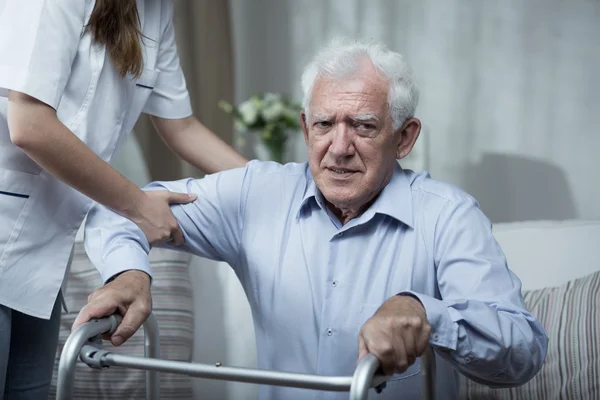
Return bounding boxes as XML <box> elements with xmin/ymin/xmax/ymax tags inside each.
<box><xmin>72</xmin><ymin>270</ymin><xmax>152</xmax><ymax>346</ymax></box>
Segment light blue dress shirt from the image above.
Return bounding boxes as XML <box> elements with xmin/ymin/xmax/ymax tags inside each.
<box><xmin>84</xmin><ymin>160</ymin><xmax>548</xmax><ymax>400</ymax></box>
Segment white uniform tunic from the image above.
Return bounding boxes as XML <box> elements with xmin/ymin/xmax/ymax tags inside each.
<box><xmin>0</xmin><ymin>0</ymin><xmax>192</xmax><ymax>319</ymax></box>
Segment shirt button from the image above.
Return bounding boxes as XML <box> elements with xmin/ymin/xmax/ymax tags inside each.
<box><xmin>337</xmin><ymin>232</ymin><xmax>344</xmax><ymax>237</ymax></box>
<box><xmin>68</xmin><ymin>229</ymin><xmax>76</xmax><ymax>236</ymax></box>
<box><xmin>332</xmin><ymin>281</ymin><xmax>338</xmax><ymax>287</ymax></box>
<box><xmin>327</xmin><ymin>328</ymin><xmax>333</xmax><ymax>336</ymax></box>
<box><xmin>432</xmin><ymin>333</ymin><xmax>439</xmax><ymax>341</ymax></box>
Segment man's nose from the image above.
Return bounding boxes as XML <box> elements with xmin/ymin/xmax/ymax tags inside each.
<box><xmin>328</xmin><ymin>125</ymin><xmax>355</xmax><ymax>157</ymax></box>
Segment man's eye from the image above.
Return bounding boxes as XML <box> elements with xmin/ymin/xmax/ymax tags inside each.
<box><xmin>315</xmin><ymin>121</ymin><xmax>332</xmax><ymax>128</ymax></box>
<box><xmin>358</xmin><ymin>123</ymin><xmax>375</xmax><ymax>130</ymax></box>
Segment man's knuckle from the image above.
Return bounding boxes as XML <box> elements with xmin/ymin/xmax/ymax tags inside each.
<box><xmin>140</xmin><ymin>306</ymin><xmax>152</xmax><ymax>317</ymax></box>
<box><xmin>382</xmin><ymin>317</ymin><xmax>396</xmax><ymax>331</ymax></box>
<box><xmin>423</xmin><ymin>324</ymin><xmax>432</xmax><ymax>336</ymax></box>
<box><xmin>87</xmin><ymin>289</ymin><xmax>102</xmax><ymax>301</ymax></box>
<box><xmin>396</xmin><ymin>360</ymin><xmax>408</xmax><ymax>372</ymax></box>
<box><xmin>398</xmin><ymin>317</ymin><xmax>412</xmax><ymax>328</ymax></box>
<box><xmin>136</xmin><ymin>302</ymin><xmax>152</xmax><ymax>316</ymax></box>
<box><xmin>374</xmin><ymin>343</ymin><xmax>394</xmax><ymax>358</ymax></box>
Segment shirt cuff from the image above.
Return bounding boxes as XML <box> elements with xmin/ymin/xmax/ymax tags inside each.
<box><xmin>100</xmin><ymin>244</ymin><xmax>153</xmax><ymax>285</ymax></box>
<box><xmin>398</xmin><ymin>290</ymin><xmax>460</xmax><ymax>351</ymax></box>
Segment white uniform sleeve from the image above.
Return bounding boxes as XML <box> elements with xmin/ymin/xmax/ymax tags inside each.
<box><xmin>0</xmin><ymin>0</ymin><xmax>86</xmax><ymax>108</ymax></box>
<box><xmin>142</xmin><ymin>0</ymin><xmax>193</xmax><ymax>119</ymax></box>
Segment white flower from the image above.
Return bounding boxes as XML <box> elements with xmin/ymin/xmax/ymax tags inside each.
<box><xmin>282</xmin><ymin>106</ymin><xmax>298</xmax><ymax>121</ymax></box>
<box><xmin>236</xmin><ymin>135</ymin><xmax>246</xmax><ymax>149</ymax></box>
<box><xmin>262</xmin><ymin>101</ymin><xmax>285</xmax><ymax>122</ymax></box>
<box><xmin>234</xmin><ymin>119</ymin><xmax>246</xmax><ymax>132</ymax></box>
<box><xmin>263</xmin><ymin>92</ymin><xmax>281</xmax><ymax>105</ymax></box>
<box><xmin>239</xmin><ymin>99</ymin><xmax>258</xmax><ymax>126</ymax></box>
<box><xmin>251</xmin><ymin>96</ymin><xmax>264</xmax><ymax>111</ymax></box>
<box><xmin>218</xmin><ymin>100</ymin><xmax>233</xmax><ymax>114</ymax></box>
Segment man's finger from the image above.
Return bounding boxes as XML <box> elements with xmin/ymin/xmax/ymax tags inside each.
<box><xmin>361</xmin><ymin>332</ymin><xmax>395</xmax><ymax>376</ymax></box>
<box><xmin>72</xmin><ymin>300</ymin><xmax>118</xmax><ymax>332</ymax></box>
<box><xmin>357</xmin><ymin>334</ymin><xmax>368</xmax><ymax>363</ymax></box>
<box><xmin>401</xmin><ymin>329</ymin><xmax>418</xmax><ymax>367</ymax></box>
<box><xmin>168</xmin><ymin>192</ymin><xmax>197</xmax><ymax>205</ymax></box>
<box><xmin>416</xmin><ymin>323</ymin><xmax>432</xmax><ymax>353</ymax></box>
<box><xmin>170</xmin><ymin>226</ymin><xmax>185</xmax><ymax>246</ymax></box>
<box><xmin>390</xmin><ymin>337</ymin><xmax>407</xmax><ymax>375</ymax></box>
<box><xmin>87</xmin><ymin>290</ymin><xmax>99</xmax><ymax>302</ymax></box>
<box><xmin>111</xmin><ymin>303</ymin><xmax>151</xmax><ymax>346</ymax></box>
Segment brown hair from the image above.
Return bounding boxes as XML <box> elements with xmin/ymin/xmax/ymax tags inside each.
<box><xmin>86</xmin><ymin>0</ymin><xmax>144</xmax><ymax>78</ymax></box>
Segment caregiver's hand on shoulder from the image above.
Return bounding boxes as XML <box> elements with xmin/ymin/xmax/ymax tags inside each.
<box><xmin>72</xmin><ymin>270</ymin><xmax>152</xmax><ymax>346</ymax></box>
<box><xmin>129</xmin><ymin>190</ymin><xmax>197</xmax><ymax>245</ymax></box>
<box><xmin>358</xmin><ymin>295</ymin><xmax>431</xmax><ymax>376</ymax></box>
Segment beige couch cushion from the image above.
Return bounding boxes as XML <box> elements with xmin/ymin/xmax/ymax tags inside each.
<box><xmin>492</xmin><ymin>219</ymin><xmax>600</xmax><ymax>291</ymax></box>
<box><xmin>49</xmin><ymin>243</ymin><xmax>194</xmax><ymax>399</ymax></box>
<box><xmin>459</xmin><ymin>269</ymin><xmax>600</xmax><ymax>399</ymax></box>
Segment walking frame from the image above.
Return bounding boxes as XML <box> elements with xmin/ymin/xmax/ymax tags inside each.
<box><xmin>56</xmin><ymin>313</ymin><xmax>436</xmax><ymax>400</ymax></box>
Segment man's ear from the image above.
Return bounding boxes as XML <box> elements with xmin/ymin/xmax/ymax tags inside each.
<box><xmin>395</xmin><ymin>117</ymin><xmax>421</xmax><ymax>159</ymax></box>
<box><xmin>301</xmin><ymin>110</ymin><xmax>310</xmax><ymax>144</ymax></box>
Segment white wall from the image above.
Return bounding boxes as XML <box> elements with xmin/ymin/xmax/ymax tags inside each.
<box><xmin>229</xmin><ymin>0</ymin><xmax>600</xmax><ymax>223</ymax></box>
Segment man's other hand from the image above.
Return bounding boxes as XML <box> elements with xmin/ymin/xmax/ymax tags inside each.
<box><xmin>358</xmin><ymin>295</ymin><xmax>431</xmax><ymax>376</ymax></box>
<box><xmin>72</xmin><ymin>270</ymin><xmax>152</xmax><ymax>346</ymax></box>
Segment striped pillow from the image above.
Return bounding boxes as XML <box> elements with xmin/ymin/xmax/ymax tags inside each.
<box><xmin>48</xmin><ymin>242</ymin><xmax>195</xmax><ymax>399</ymax></box>
<box><xmin>459</xmin><ymin>270</ymin><xmax>600</xmax><ymax>399</ymax></box>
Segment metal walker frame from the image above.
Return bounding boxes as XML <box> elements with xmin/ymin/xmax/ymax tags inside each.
<box><xmin>56</xmin><ymin>313</ymin><xmax>436</xmax><ymax>400</ymax></box>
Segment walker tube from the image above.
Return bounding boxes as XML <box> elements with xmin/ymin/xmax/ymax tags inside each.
<box><xmin>57</xmin><ymin>314</ymin><xmax>436</xmax><ymax>400</ymax></box>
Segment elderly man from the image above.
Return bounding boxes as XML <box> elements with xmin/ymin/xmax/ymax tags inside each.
<box><xmin>74</xmin><ymin>37</ymin><xmax>547</xmax><ymax>399</ymax></box>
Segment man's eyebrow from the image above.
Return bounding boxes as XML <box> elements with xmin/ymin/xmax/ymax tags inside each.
<box><xmin>350</xmin><ymin>114</ymin><xmax>379</xmax><ymax>122</ymax></box>
<box><xmin>309</xmin><ymin>113</ymin><xmax>380</xmax><ymax>123</ymax></box>
<box><xmin>311</xmin><ymin>113</ymin><xmax>332</xmax><ymax>121</ymax></box>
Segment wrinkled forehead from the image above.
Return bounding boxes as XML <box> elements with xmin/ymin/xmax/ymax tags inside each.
<box><xmin>309</xmin><ymin>74</ymin><xmax>390</xmax><ymax>120</ymax></box>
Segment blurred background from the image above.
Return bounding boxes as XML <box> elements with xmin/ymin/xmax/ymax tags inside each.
<box><xmin>108</xmin><ymin>0</ymin><xmax>599</xmax><ymax>398</ymax></box>
<box><xmin>127</xmin><ymin>0</ymin><xmax>600</xmax><ymax>224</ymax></box>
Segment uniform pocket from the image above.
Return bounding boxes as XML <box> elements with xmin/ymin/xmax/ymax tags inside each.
<box><xmin>358</xmin><ymin>303</ymin><xmax>421</xmax><ymax>381</ymax></box>
<box><xmin>135</xmin><ymin>68</ymin><xmax>159</xmax><ymax>90</ymax></box>
<box><xmin>124</xmin><ymin>67</ymin><xmax>159</xmax><ymax>130</ymax></box>
<box><xmin>0</xmin><ymin>168</ymin><xmax>39</xmax><ymax>261</ymax></box>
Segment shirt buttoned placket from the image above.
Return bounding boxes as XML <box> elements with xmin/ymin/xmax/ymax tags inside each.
<box><xmin>315</xmin><ymin>229</ymin><xmax>348</xmax><ymax>391</ymax></box>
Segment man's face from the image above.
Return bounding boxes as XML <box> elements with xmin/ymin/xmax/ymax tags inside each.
<box><xmin>302</xmin><ymin>64</ymin><xmax>419</xmax><ymax>217</ymax></box>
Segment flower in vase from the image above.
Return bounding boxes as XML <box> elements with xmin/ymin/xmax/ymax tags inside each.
<box><xmin>219</xmin><ymin>92</ymin><xmax>302</xmax><ymax>163</ymax></box>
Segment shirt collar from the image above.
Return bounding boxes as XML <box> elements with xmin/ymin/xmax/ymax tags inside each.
<box><xmin>297</xmin><ymin>167</ymin><xmax>325</xmax><ymax>215</ymax></box>
<box><xmin>297</xmin><ymin>163</ymin><xmax>414</xmax><ymax>228</ymax></box>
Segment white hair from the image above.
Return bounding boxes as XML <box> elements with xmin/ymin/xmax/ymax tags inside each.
<box><xmin>301</xmin><ymin>37</ymin><xmax>419</xmax><ymax>130</ymax></box>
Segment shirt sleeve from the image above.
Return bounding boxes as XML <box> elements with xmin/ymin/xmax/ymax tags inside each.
<box><xmin>400</xmin><ymin>196</ymin><xmax>548</xmax><ymax>387</ymax></box>
<box><xmin>142</xmin><ymin>0</ymin><xmax>193</xmax><ymax>119</ymax></box>
<box><xmin>0</xmin><ymin>0</ymin><xmax>86</xmax><ymax>108</ymax></box>
<box><xmin>84</xmin><ymin>162</ymin><xmax>252</xmax><ymax>284</ymax></box>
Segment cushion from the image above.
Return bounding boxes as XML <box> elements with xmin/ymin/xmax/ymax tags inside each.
<box><xmin>492</xmin><ymin>219</ymin><xmax>600</xmax><ymax>290</ymax></box>
<box><xmin>459</xmin><ymin>270</ymin><xmax>600</xmax><ymax>399</ymax></box>
<box><xmin>48</xmin><ymin>242</ymin><xmax>195</xmax><ymax>399</ymax></box>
